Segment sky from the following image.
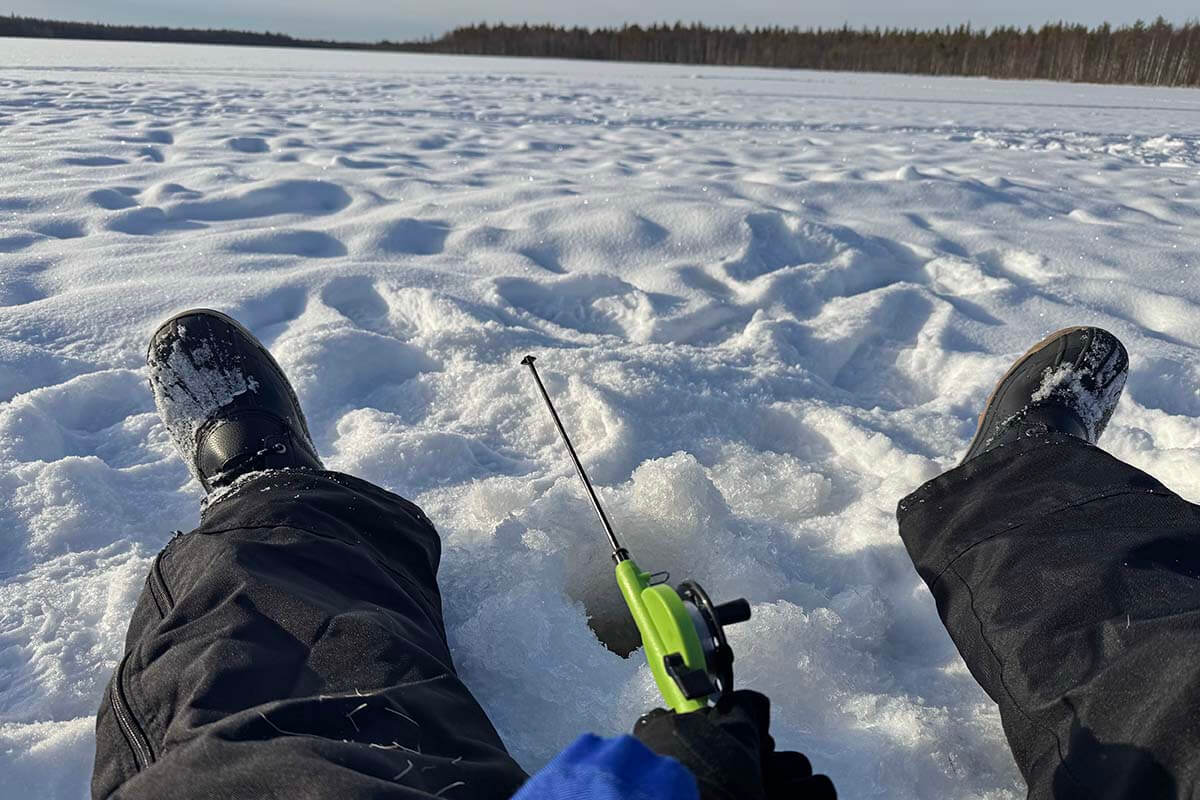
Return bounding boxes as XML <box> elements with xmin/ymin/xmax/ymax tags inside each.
<box><xmin>10</xmin><ymin>0</ymin><xmax>1199</xmax><ymax>42</ymax></box>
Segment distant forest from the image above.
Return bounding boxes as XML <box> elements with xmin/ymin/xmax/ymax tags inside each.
<box><xmin>0</xmin><ymin>14</ymin><xmax>383</xmax><ymax>51</ymax></box>
<box><xmin>6</xmin><ymin>14</ymin><xmax>1200</xmax><ymax>87</ymax></box>
<box><xmin>431</xmin><ymin>20</ymin><xmax>1200</xmax><ymax>86</ymax></box>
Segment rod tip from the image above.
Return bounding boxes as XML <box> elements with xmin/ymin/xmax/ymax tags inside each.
<box><xmin>520</xmin><ymin>355</ymin><xmax>536</xmax><ymax>365</ymax></box>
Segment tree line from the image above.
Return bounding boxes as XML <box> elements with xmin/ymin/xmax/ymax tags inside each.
<box><xmin>418</xmin><ymin>20</ymin><xmax>1200</xmax><ymax>86</ymax></box>
<box><xmin>6</xmin><ymin>14</ymin><xmax>1200</xmax><ymax>87</ymax></box>
<box><xmin>0</xmin><ymin>14</ymin><xmax>382</xmax><ymax>50</ymax></box>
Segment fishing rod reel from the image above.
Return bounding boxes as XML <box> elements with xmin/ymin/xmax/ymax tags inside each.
<box><xmin>521</xmin><ymin>355</ymin><xmax>752</xmax><ymax>713</ymax></box>
<box><xmin>677</xmin><ymin>580</ymin><xmax>751</xmax><ymax>701</ymax></box>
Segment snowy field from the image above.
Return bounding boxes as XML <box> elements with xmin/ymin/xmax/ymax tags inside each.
<box><xmin>4</xmin><ymin>38</ymin><xmax>1200</xmax><ymax>799</ymax></box>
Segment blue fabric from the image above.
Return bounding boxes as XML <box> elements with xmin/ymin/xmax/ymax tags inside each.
<box><xmin>511</xmin><ymin>733</ymin><xmax>699</xmax><ymax>800</ymax></box>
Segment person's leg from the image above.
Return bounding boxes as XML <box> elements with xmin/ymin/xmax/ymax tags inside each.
<box><xmin>92</xmin><ymin>310</ymin><xmax>527</xmax><ymax>798</ymax></box>
<box><xmin>898</xmin><ymin>328</ymin><xmax>1198</xmax><ymax>798</ymax></box>
<box><xmin>94</xmin><ymin>468</ymin><xmax>528</xmax><ymax>800</ymax></box>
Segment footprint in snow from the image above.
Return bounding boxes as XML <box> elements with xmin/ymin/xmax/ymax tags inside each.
<box><xmin>227</xmin><ymin>136</ymin><xmax>270</xmax><ymax>153</ymax></box>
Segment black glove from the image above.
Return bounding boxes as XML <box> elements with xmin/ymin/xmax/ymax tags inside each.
<box><xmin>633</xmin><ymin>690</ymin><xmax>836</xmax><ymax>800</ymax></box>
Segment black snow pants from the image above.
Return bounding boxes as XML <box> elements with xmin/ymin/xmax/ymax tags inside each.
<box><xmin>899</xmin><ymin>433</ymin><xmax>1200</xmax><ymax>799</ymax></box>
<box><xmin>92</xmin><ymin>469</ymin><xmax>529</xmax><ymax>799</ymax></box>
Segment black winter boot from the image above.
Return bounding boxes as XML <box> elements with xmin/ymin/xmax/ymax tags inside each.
<box><xmin>961</xmin><ymin>326</ymin><xmax>1129</xmax><ymax>464</ymax></box>
<box><xmin>148</xmin><ymin>308</ymin><xmax>323</xmax><ymax>492</ymax></box>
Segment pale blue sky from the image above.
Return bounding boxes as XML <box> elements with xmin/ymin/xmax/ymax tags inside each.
<box><xmin>12</xmin><ymin>0</ymin><xmax>1199</xmax><ymax>42</ymax></box>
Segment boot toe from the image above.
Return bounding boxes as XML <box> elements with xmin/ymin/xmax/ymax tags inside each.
<box><xmin>962</xmin><ymin>326</ymin><xmax>1129</xmax><ymax>464</ymax></box>
<box><xmin>148</xmin><ymin>309</ymin><xmax>322</xmax><ymax>492</ymax></box>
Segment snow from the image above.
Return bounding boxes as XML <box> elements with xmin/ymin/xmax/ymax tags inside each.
<box><xmin>3</xmin><ymin>36</ymin><xmax>1200</xmax><ymax>799</ymax></box>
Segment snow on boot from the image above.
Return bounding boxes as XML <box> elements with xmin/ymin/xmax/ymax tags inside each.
<box><xmin>147</xmin><ymin>308</ymin><xmax>323</xmax><ymax>492</ymax></box>
<box><xmin>961</xmin><ymin>326</ymin><xmax>1128</xmax><ymax>464</ymax></box>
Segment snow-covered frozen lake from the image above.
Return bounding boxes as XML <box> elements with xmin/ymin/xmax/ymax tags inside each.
<box><xmin>3</xmin><ymin>37</ymin><xmax>1200</xmax><ymax>799</ymax></box>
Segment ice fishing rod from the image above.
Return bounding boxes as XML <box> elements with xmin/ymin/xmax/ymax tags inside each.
<box><xmin>521</xmin><ymin>355</ymin><xmax>751</xmax><ymax>713</ymax></box>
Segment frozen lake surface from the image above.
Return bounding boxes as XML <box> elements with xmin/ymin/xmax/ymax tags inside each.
<box><xmin>3</xmin><ymin>37</ymin><xmax>1200</xmax><ymax>799</ymax></box>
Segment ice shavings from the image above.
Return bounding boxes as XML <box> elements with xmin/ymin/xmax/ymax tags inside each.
<box><xmin>200</xmin><ymin>467</ymin><xmax>275</xmax><ymax>511</ymax></box>
<box><xmin>1029</xmin><ymin>363</ymin><xmax>1078</xmax><ymax>404</ymax></box>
